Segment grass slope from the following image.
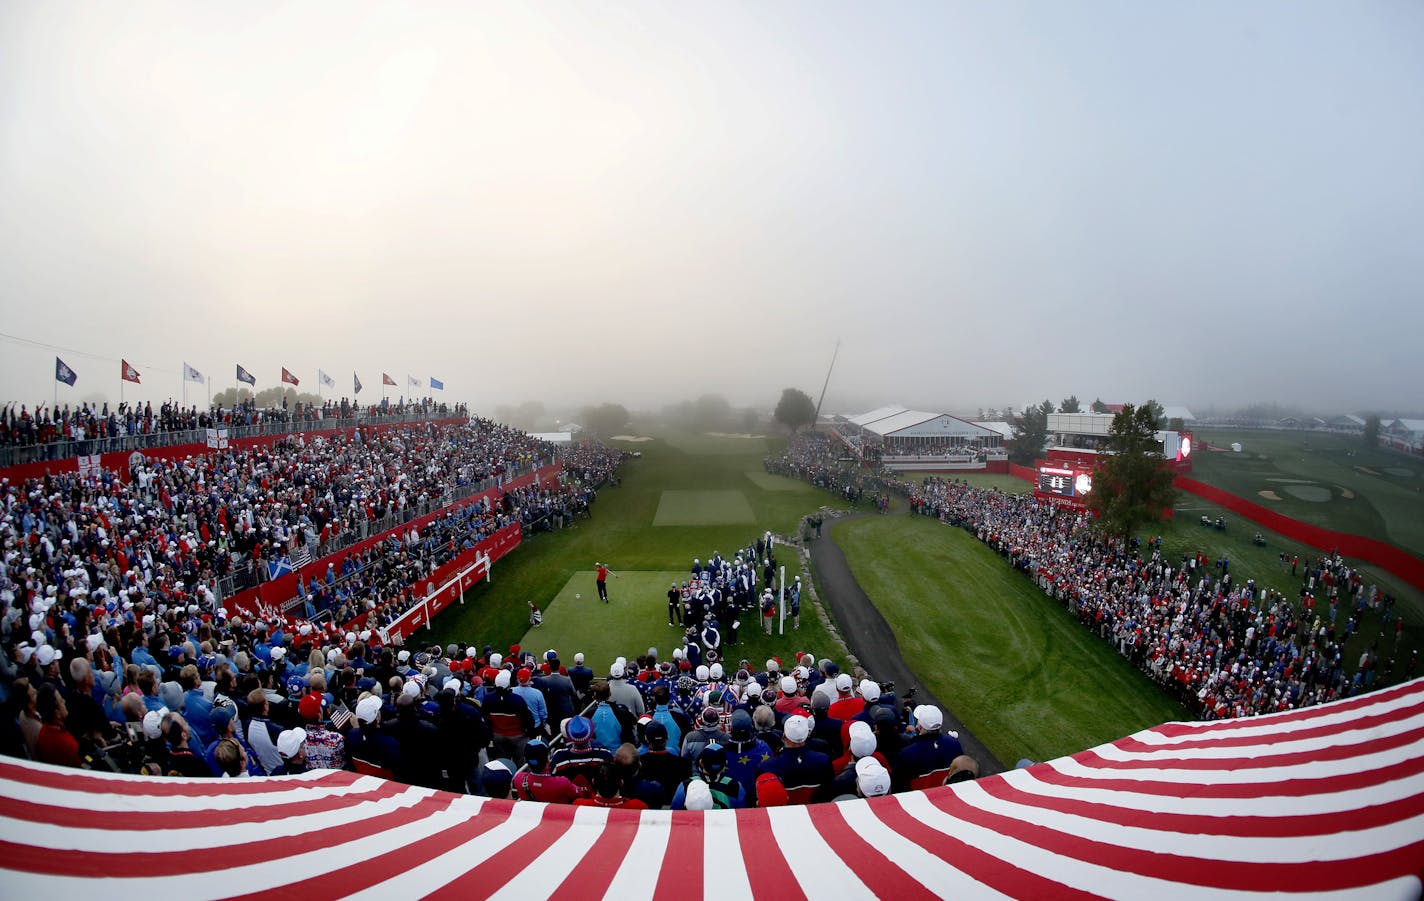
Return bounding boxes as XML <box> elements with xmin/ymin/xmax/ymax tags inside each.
<box><xmin>834</xmin><ymin>515</ymin><xmax>1187</xmax><ymax>764</ymax></box>
<box><xmin>426</xmin><ymin>428</ymin><xmax>848</xmax><ymax>672</ymax></box>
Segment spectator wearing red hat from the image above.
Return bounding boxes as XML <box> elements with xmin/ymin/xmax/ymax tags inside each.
<box><xmin>512</xmin><ymin>668</ymin><xmax>548</xmax><ymax>737</ymax></box>
<box><xmin>298</xmin><ymin>693</ymin><xmax>346</xmax><ymax>771</ymax></box>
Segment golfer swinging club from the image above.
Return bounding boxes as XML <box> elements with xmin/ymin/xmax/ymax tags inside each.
<box><xmin>595</xmin><ymin>562</ymin><xmax>618</xmax><ymax>603</ymax></box>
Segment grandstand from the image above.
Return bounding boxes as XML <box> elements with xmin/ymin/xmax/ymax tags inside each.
<box><xmin>3</xmin><ymin>404</ymin><xmax>1423</xmax><ymax>897</ymax></box>
<box><xmin>831</xmin><ymin>406</ymin><xmax>1007</xmax><ymax>472</ymax></box>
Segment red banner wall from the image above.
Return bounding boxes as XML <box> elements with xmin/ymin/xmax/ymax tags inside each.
<box><xmin>225</xmin><ymin>463</ymin><xmax>561</xmax><ymax>620</ymax></box>
<box><xmin>1175</xmin><ymin>476</ymin><xmax>1424</xmax><ymax>591</ymax></box>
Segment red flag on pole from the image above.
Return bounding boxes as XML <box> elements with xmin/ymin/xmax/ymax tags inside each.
<box><xmin>382</xmin><ymin>373</ymin><xmax>397</xmax><ymax>386</ymax></box>
<box><xmin>121</xmin><ymin>360</ymin><xmax>141</xmax><ymax>383</ymax></box>
<box><xmin>281</xmin><ymin>368</ymin><xmax>300</xmax><ymax>386</ymax></box>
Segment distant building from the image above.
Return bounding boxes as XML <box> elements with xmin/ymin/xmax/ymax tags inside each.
<box><xmin>833</xmin><ymin>405</ymin><xmax>1005</xmax><ymax>471</ymax></box>
<box><xmin>1387</xmin><ymin>419</ymin><xmax>1424</xmax><ymax>450</ymax></box>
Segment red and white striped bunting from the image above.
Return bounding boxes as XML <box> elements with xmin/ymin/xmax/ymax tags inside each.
<box><xmin>2</xmin><ymin>678</ymin><xmax>1422</xmax><ymax>899</ymax></box>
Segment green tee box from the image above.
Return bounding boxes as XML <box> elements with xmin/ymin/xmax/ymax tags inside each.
<box><xmin>528</xmin><ymin>570</ymin><xmax>697</xmax><ymax>670</ymax></box>
<box><xmin>653</xmin><ymin>490</ymin><xmax>755</xmax><ymax>526</ymax></box>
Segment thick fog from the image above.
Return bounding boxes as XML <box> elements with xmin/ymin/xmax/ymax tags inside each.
<box><xmin>2</xmin><ymin>2</ymin><xmax>1422</xmax><ymax>417</ymax></box>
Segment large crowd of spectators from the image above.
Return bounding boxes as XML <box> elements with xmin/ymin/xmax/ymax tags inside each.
<box><xmin>0</xmin><ymin>603</ymin><xmax>975</xmax><ymax>809</ymax></box>
<box><xmin>0</xmin><ymin>412</ymin><xmax>636</xmax><ymax>779</ymax></box>
<box><xmin>765</xmin><ymin>433</ymin><xmax>907</xmax><ymax>511</ymax></box>
<box><xmin>909</xmin><ymin>476</ymin><xmax>1411</xmax><ymax>718</ymax></box>
<box><xmin>771</xmin><ymin>430</ymin><xmax>1413</xmax><ymax>720</ymax></box>
<box><xmin>0</xmin><ymin>396</ymin><xmax>465</xmax><ymax>453</ymax></box>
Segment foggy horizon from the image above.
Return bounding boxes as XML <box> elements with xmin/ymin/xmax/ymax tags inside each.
<box><xmin>3</xmin><ymin>2</ymin><xmax>1422</xmax><ymax>418</ymax></box>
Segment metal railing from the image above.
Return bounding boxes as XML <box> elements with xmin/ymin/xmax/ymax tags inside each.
<box><xmin>214</xmin><ymin>458</ymin><xmax>555</xmax><ymax>603</ymax></box>
<box><xmin>0</xmin><ymin>409</ymin><xmax>461</xmax><ymax>468</ymax></box>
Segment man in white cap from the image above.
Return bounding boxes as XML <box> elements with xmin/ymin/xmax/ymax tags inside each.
<box><xmin>275</xmin><ymin>727</ymin><xmax>308</xmax><ymax>774</ymax></box>
<box><xmin>894</xmin><ymin>704</ymin><xmax>963</xmax><ymax>792</ymax></box>
<box><xmin>347</xmin><ymin>695</ymin><xmax>400</xmax><ymax>773</ymax></box>
<box><xmin>758</xmin><ymin>713</ymin><xmax>833</xmax><ymax>805</ymax></box>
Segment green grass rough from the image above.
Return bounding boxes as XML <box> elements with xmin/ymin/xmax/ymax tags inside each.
<box><xmin>833</xmin><ymin>514</ymin><xmax>1188</xmax><ymax>765</ymax></box>
<box><xmin>653</xmin><ymin>490</ymin><xmax>756</xmax><ymax>526</ymax></box>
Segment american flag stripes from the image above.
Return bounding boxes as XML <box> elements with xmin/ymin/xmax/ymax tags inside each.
<box><xmin>0</xmin><ymin>677</ymin><xmax>1421</xmax><ymax>898</ymax></box>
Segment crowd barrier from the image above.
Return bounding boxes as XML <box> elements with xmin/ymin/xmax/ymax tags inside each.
<box><xmin>0</xmin><ymin>416</ymin><xmax>468</xmax><ymax>484</ymax></box>
<box><xmin>224</xmin><ymin>463</ymin><xmax>561</xmax><ymax>620</ymax></box>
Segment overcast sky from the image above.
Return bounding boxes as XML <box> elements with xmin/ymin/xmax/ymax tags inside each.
<box><xmin>2</xmin><ymin>1</ymin><xmax>1421</xmax><ymax>417</ymax></box>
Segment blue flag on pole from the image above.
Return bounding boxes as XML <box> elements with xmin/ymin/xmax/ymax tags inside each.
<box><xmin>353</xmin><ymin>372</ymin><xmax>363</xmax><ymax>394</ymax></box>
<box><xmin>430</xmin><ymin>377</ymin><xmax>444</xmax><ymax>390</ymax></box>
<box><xmin>55</xmin><ymin>357</ymin><xmax>77</xmax><ymax>386</ymax></box>
<box><xmin>236</xmin><ymin>364</ymin><xmax>256</xmax><ymax>385</ymax></box>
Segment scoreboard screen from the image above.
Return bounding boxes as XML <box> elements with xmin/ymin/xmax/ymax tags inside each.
<box><xmin>1038</xmin><ymin>467</ymin><xmax>1076</xmax><ymax>498</ymax></box>
<box><xmin>1037</xmin><ymin>467</ymin><xmax>1093</xmax><ymax>499</ymax></box>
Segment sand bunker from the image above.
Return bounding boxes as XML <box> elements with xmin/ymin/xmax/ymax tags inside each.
<box><xmin>1339</xmin><ymin>487</ymin><xmax>1355</xmax><ymax>499</ymax></box>
<box><xmin>1355</xmin><ymin>466</ymin><xmax>1381</xmax><ymax>476</ymax></box>
<box><xmin>1258</xmin><ymin>490</ymin><xmax>1282</xmax><ymax>501</ymax></box>
<box><xmin>1283</xmin><ymin>484</ymin><xmax>1332</xmax><ymax>502</ymax></box>
<box><xmin>610</xmin><ymin>435</ymin><xmax>653</xmax><ymax>442</ymax></box>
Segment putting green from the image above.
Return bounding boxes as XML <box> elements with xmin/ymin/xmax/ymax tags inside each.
<box><xmin>524</xmin><ymin>570</ymin><xmax>691</xmax><ymax>669</ymax></box>
<box><xmin>744</xmin><ymin>470</ymin><xmax>804</xmax><ymax>492</ymax></box>
<box><xmin>1283</xmin><ymin>484</ymin><xmax>1332</xmax><ymax>502</ymax></box>
<box><xmin>653</xmin><ymin>489</ymin><xmax>755</xmax><ymax>526</ymax></box>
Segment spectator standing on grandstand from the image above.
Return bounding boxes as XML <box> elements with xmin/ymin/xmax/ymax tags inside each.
<box><xmin>573</xmin><ymin>762</ymin><xmax>648</xmax><ymax>810</ymax></box>
<box><xmin>484</xmin><ymin>670</ymin><xmax>535</xmax><ymax>767</ymax></box>
<box><xmin>894</xmin><ymin>705</ymin><xmax>962</xmax><ymax>791</ymax></box>
<box><xmin>670</xmin><ymin>742</ymin><xmax>744</xmax><ymax>809</ymax></box>
<box><xmin>512</xmin><ymin>740</ymin><xmax>587</xmax><ymax>804</ymax></box>
<box><xmin>568</xmin><ymin>653</ymin><xmax>595</xmax><ymax>707</ymax></box>
<box><xmin>346</xmin><ymin>696</ymin><xmax>400</xmax><ymax>774</ymax></box>
<box><xmin>606</xmin><ymin>660</ymin><xmax>645</xmax><ymax>717</ymax></box>
<box><xmin>34</xmin><ymin>685</ymin><xmax>80</xmax><ymax>769</ymax></box>
<box><xmin>595</xmin><ymin>562</ymin><xmax>617</xmax><ymax>602</ymax></box>
<box><xmin>244</xmin><ymin>689</ymin><xmax>284</xmax><ymax>775</ymax></box>
<box><xmin>164</xmin><ymin>713</ymin><xmax>213</xmax><ymax>777</ymax></box>
<box><xmin>681</xmin><ymin>707</ymin><xmax>729</xmax><ymax>762</ymax></box>
<box><xmin>298</xmin><ymin>694</ymin><xmax>346</xmax><ymax>771</ymax></box>
<box><xmin>535</xmin><ymin>656</ymin><xmax>577</xmax><ymax>729</ymax></box>
<box><xmin>759</xmin><ymin>714</ymin><xmax>833</xmax><ymax>804</ymax></box>
<box><xmin>513</xmin><ymin>668</ymin><xmax>548</xmax><ymax>736</ymax></box>
<box><xmin>551</xmin><ymin>716</ymin><xmax>611</xmax><ymax>790</ymax></box>
<box><xmin>637</xmin><ymin>720</ymin><xmax>691</xmax><ymax>807</ymax></box>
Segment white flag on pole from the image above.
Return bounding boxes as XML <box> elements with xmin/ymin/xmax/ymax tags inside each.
<box><xmin>183</xmin><ymin>363</ymin><xmax>205</xmax><ymax>384</ymax></box>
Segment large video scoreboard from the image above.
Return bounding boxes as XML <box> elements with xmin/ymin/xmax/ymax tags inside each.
<box><xmin>1036</xmin><ymin>466</ymin><xmax>1093</xmax><ymax>502</ymax></box>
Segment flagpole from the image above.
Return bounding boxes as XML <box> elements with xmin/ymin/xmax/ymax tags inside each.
<box><xmin>182</xmin><ymin>365</ymin><xmax>187</xmax><ymax>408</ymax></box>
<box><xmin>207</xmin><ymin>375</ymin><xmax>211</xmax><ymax>409</ymax></box>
